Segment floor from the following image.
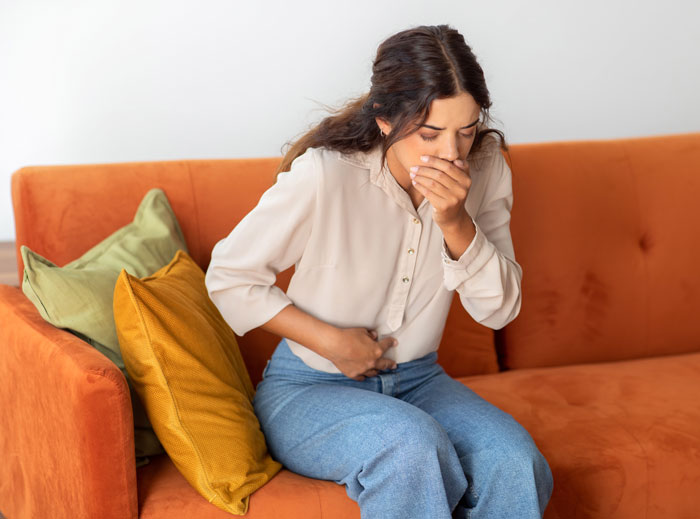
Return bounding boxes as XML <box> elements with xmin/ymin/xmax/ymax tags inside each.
<box><xmin>0</xmin><ymin>242</ymin><xmax>19</xmax><ymax>287</ymax></box>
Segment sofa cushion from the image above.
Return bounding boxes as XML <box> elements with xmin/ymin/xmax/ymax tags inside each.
<box><xmin>501</xmin><ymin>132</ymin><xmax>700</xmax><ymax>369</ymax></box>
<box><xmin>137</xmin><ymin>456</ymin><xmax>359</xmax><ymax>519</ymax></box>
<box><xmin>20</xmin><ymin>187</ymin><xmax>187</xmax><ymax>467</ymax></box>
<box><xmin>11</xmin><ymin>158</ymin><xmax>500</xmax><ymax>385</ymax></box>
<box><xmin>113</xmin><ymin>249</ymin><xmax>282</xmax><ymax>516</ymax></box>
<box><xmin>464</xmin><ymin>351</ymin><xmax>700</xmax><ymax>517</ymax></box>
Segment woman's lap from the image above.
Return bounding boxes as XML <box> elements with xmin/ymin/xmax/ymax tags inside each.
<box><xmin>401</xmin><ymin>365</ymin><xmax>542</xmax><ymax>458</ymax></box>
<box><xmin>254</xmin><ymin>337</ymin><xmax>538</xmax><ymax>466</ymax></box>
<box><xmin>399</xmin><ymin>369</ymin><xmax>549</xmax><ymax>506</ymax></box>
<box><xmin>253</xmin><ymin>338</ymin><xmax>553</xmax><ymax>518</ymax></box>
<box><xmin>255</xmin><ymin>380</ymin><xmax>457</xmax><ymax>481</ymax></box>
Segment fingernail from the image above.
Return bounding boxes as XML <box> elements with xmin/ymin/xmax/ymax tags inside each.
<box><xmin>420</xmin><ymin>155</ymin><xmax>429</xmax><ymax>162</ymax></box>
<box><xmin>409</xmin><ymin>165</ymin><xmax>418</xmax><ymax>172</ymax></box>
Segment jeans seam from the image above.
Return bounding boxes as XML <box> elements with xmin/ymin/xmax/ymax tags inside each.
<box><xmin>468</xmin><ymin>481</ymin><xmax>479</xmax><ymax>504</ymax></box>
<box><xmin>466</xmin><ymin>474</ymin><xmax>480</xmax><ymax>517</ymax></box>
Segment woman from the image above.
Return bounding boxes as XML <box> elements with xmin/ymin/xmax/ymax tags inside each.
<box><xmin>205</xmin><ymin>24</ymin><xmax>553</xmax><ymax>519</ymax></box>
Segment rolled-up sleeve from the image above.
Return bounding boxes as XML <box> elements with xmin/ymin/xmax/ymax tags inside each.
<box><xmin>205</xmin><ymin>148</ymin><xmax>319</xmax><ymax>336</ymax></box>
<box><xmin>440</xmin><ymin>149</ymin><xmax>523</xmax><ymax>330</ymax></box>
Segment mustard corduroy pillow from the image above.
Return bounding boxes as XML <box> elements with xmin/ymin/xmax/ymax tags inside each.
<box><xmin>113</xmin><ymin>249</ymin><xmax>282</xmax><ymax>515</ymax></box>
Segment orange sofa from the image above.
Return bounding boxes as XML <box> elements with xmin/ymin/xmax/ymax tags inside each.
<box><xmin>2</xmin><ymin>131</ymin><xmax>700</xmax><ymax>519</ymax></box>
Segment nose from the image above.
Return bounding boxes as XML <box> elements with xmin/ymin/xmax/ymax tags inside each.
<box><xmin>439</xmin><ymin>135</ymin><xmax>460</xmax><ymax>162</ymax></box>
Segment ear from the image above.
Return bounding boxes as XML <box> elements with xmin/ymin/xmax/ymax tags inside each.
<box><xmin>374</xmin><ymin>116</ymin><xmax>392</xmax><ymax>136</ymax></box>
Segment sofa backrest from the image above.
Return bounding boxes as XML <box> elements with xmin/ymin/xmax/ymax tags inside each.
<box><xmin>12</xmin><ymin>131</ymin><xmax>700</xmax><ymax>379</ymax></box>
<box><xmin>10</xmin><ymin>157</ymin><xmax>497</xmax><ymax>386</ymax></box>
<box><xmin>502</xmin><ymin>131</ymin><xmax>700</xmax><ymax>369</ymax></box>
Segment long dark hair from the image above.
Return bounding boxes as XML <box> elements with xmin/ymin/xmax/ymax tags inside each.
<box><xmin>276</xmin><ymin>24</ymin><xmax>508</xmax><ymax>177</ymax></box>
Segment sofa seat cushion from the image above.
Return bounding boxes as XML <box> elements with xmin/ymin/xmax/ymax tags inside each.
<box><xmin>461</xmin><ymin>351</ymin><xmax>700</xmax><ymax>518</ymax></box>
<box><xmin>137</xmin><ymin>454</ymin><xmax>360</xmax><ymax>518</ymax></box>
<box><xmin>136</xmin><ymin>352</ymin><xmax>700</xmax><ymax>519</ymax></box>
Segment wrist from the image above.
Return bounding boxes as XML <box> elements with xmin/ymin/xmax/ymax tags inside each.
<box><xmin>441</xmin><ymin>212</ymin><xmax>472</xmax><ymax>235</ymax></box>
<box><xmin>441</xmin><ymin>213</ymin><xmax>476</xmax><ymax>261</ymax></box>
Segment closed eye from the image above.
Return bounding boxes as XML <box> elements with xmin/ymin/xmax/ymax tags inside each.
<box><xmin>421</xmin><ymin>133</ymin><xmax>474</xmax><ymax>142</ymax></box>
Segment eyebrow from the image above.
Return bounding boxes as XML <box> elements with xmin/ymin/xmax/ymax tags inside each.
<box><xmin>420</xmin><ymin>117</ymin><xmax>480</xmax><ymax>131</ymax></box>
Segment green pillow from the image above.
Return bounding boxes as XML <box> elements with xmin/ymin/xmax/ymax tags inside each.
<box><xmin>21</xmin><ymin>187</ymin><xmax>188</xmax><ymax>467</ymax></box>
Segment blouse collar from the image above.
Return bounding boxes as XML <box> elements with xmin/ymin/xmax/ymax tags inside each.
<box><xmin>337</xmin><ymin>144</ymin><xmax>427</xmax><ymax>218</ymax></box>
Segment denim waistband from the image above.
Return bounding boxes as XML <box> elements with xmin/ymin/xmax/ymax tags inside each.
<box><xmin>264</xmin><ymin>337</ymin><xmax>439</xmax><ymax>381</ymax></box>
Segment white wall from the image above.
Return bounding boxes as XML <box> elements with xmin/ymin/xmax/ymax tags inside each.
<box><xmin>1</xmin><ymin>0</ymin><xmax>699</xmax><ymax>242</ymax></box>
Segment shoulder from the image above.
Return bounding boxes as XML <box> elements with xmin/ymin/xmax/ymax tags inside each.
<box><xmin>466</xmin><ymin>133</ymin><xmax>513</xmax><ymax>215</ymax></box>
<box><xmin>313</xmin><ymin>145</ymin><xmax>375</xmax><ymax>184</ymax></box>
<box><xmin>316</xmin><ymin>146</ymin><xmax>372</xmax><ymax>170</ymax></box>
<box><xmin>469</xmin><ymin>133</ymin><xmax>511</xmax><ymax>189</ymax></box>
<box><xmin>285</xmin><ymin>145</ymin><xmax>321</xmax><ymax>171</ymax></box>
<box><xmin>273</xmin><ymin>147</ymin><xmax>323</xmax><ymax>197</ymax></box>
<box><xmin>467</xmin><ymin>132</ymin><xmax>506</xmax><ymax>172</ymax></box>
<box><xmin>287</xmin><ymin>146</ymin><xmax>359</xmax><ymax>171</ymax></box>
<box><xmin>278</xmin><ymin>146</ymin><xmax>370</xmax><ymax>195</ymax></box>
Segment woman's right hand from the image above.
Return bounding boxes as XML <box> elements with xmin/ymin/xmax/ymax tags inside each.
<box><xmin>326</xmin><ymin>327</ymin><xmax>399</xmax><ymax>381</ymax></box>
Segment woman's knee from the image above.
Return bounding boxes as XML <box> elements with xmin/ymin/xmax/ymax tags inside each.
<box><xmin>507</xmin><ymin>430</ymin><xmax>551</xmax><ymax>480</ymax></box>
<box><xmin>483</xmin><ymin>415</ymin><xmax>544</xmax><ymax>461</ymax></box>
<box><xmin>383</xmin><ymin>403</ymin><xmax>454</xmax><ymax>453</ymax></box>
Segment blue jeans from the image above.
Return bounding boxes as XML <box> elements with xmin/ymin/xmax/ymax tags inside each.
<box><xmin>253</xmin><ymin>338</ymin><xmax>554</xmax><ymax>519</ymax></box>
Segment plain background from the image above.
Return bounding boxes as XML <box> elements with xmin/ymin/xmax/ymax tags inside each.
<box><xmin>1</xmin><ymin>0</ymin><xmax>699</xmax><ymax>242</ymax></box>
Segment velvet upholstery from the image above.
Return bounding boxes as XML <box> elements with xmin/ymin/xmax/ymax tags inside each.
<box><xmin>1</xmin><ymin>131</ymin><xmax>699</xmax><ymax>518</ymax></box>
<box><xmin>0</xmin><ymin>284</ymin><xmax>138</xmax><ymax>519</ymax></box>
<box><xmin>9</xmin><ymin>158</ymin><xmax>499</xmax><ymax>384</ymax></box>
<box><xmin>113</xmin><ymin>249</ymin><xmax>282</xmax><ymax>514</ymax></box>
<box><xmin>502</xmin><ymin>132</ymin><xmax>700</xmax><ymax>368</ymax></box>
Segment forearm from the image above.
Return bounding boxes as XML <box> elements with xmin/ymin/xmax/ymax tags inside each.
<box><xmin>440</xmin><ymin>215</ymin><xmax>523</xmax><ymax>329</ymax></box>
<box><xmin>259</xmin><ymin>303</ymin><xmax>340</xmax><ymax>360</ymax></box>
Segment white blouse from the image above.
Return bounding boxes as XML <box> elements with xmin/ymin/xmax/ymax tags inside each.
<box><xmin>205</xmin><ymin>137</ymin><xmax>523</xmax><ymax>373</ymax></box>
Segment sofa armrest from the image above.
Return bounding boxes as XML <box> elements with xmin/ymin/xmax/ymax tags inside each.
<box><xmin>0</xmin><ymin>284</ymin><xmax>138</xmax><ymax>519</ymax></box>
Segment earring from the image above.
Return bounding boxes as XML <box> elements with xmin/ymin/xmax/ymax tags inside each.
<box><xmin>380</xmin><ymin>129</ymin><xmax>386</xmax><ymax>137</ymax></box>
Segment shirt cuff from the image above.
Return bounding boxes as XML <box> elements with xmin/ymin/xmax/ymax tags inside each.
<box><xmin>440</xmin><ymin>217</ymin><xmax>498</xmax><ymax>289</ymax></box>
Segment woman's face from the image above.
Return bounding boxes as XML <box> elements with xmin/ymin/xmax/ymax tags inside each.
<box><xmin>376</xmin><ymin>92</ymin><xmax>481</xmax><ymax>191</ymax></box>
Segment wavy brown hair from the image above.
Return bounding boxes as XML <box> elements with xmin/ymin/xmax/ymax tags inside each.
<box><xmin>275</xmin><ymin>24</ymin><xmax>508</xmax><ymax>178</ymax></box>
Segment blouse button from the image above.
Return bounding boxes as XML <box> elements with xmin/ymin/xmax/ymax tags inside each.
<box><xmin>402</xmin><ymin>276</ymin><xmax>410</xmax><ymax>283</ymax></box>
<box><xmin>412</xmin><ymin>217</ymin><xmax>420</xmax><ymax>224</ymax></box>
<box><xmin>407</xmin><ymin>248</ymin><xmax>415</xmax><ymax>255</ymax></box>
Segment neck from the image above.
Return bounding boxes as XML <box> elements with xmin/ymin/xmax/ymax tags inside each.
<box><xmin>386</xmin><ymin>147</ymin><xmax>412</xmax><ymax>192</ymax></box>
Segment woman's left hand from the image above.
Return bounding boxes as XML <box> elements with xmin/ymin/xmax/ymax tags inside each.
<box><xmin>410</xmin><ymin>155</ymin><xmax>471</xmax><ymax>231</ymax></box>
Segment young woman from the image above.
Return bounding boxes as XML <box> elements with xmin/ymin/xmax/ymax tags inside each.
<box><xmin>205</xmin><ymin>24</ymin><xmax>553</xmax><ymax>519</ymax></box>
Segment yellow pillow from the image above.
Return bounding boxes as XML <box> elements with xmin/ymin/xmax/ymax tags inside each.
<box><xmin>113</xmin><ymin>249</ymin><xmax>282</xmax><ymax>515</ymax></box>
